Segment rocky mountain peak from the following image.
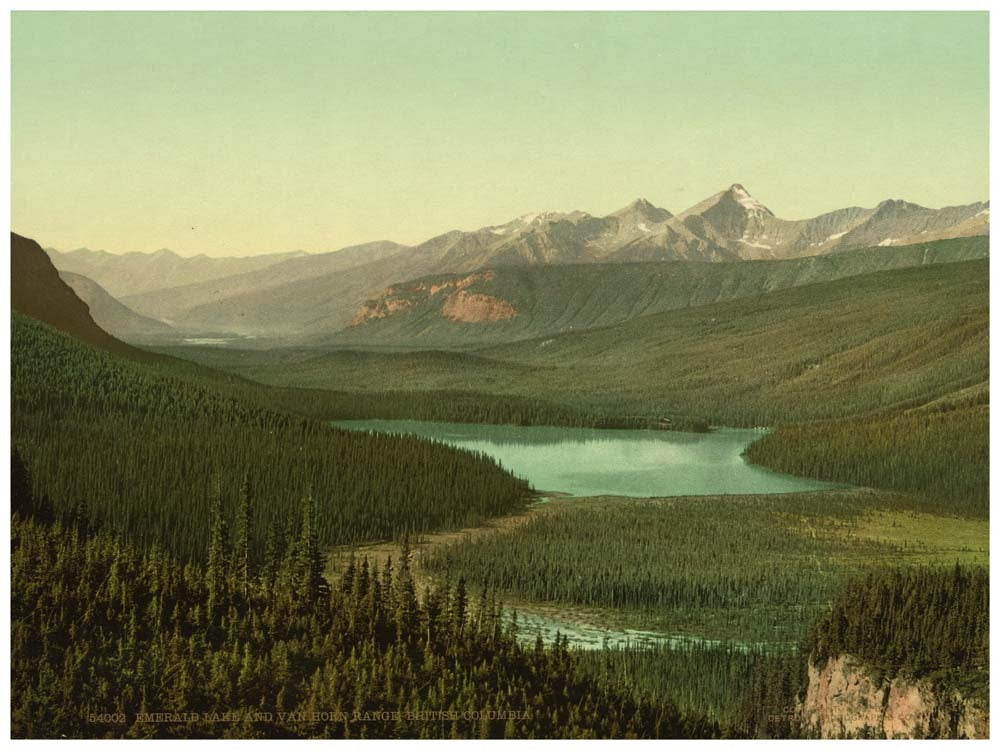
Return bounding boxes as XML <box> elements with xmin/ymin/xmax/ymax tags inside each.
<box><xmin>610</xmin><ymin>197</ymin><xmax>673</xmax><ymax>223</ymax></box>
<box><xmin>726</xmin><ymin>184</ymin><xmax>773</xmax><ymax>217</ymax></box>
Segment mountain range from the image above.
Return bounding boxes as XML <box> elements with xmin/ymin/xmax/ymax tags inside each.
<box><xmin>331</xmin><ymin>237</ymin><xmax>989</xmax><ymax>348</ymax></box>
<box><xmin>42</xmin><ymin>184</ymin><xmax>989</xmax><ymax>342</ymax></box>
<box><xmin>46</xmin><ymin>246</ymin><xmax>310</xmax><ymax>298</ymax></box>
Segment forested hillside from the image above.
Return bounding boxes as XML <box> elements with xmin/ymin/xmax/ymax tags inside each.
<box><xmin>12</xmin><ymin>314</ymin><xmax>530</xmax><ymax>562</ymax></box>
<box><xmin>174</xmin><ymin>259</ymin><xmax>988</xmax><ymax>428</ymax></box>
<box><xmin>745</xmin><ymin>402</ymin><xmax>988</xmax><ymax>517</ymax></box>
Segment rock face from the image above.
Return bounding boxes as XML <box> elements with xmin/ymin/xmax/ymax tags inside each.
<box><xmin>349</xmin><ymin>271</ymin><xmax>517</xmax><ymax>326</ymax></box>
<box><xmin>799</xmin><ymin>655</ymin><xmax>988</xmax><ymax>739</ymax></box>
<box><xmin>440</xmin><ymin>290</ymin><xmax>517</xmax><ymax>323</ymax></box>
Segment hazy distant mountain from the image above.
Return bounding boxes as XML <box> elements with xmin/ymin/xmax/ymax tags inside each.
<box><xmin>58</xmin><ymin>271</ymin><xmax>177</xmax><ymax>343</ymax></box>
<box><xmin>120</xmin><ymin>240</ymin><xmax>407</xmax><ymax>324</ymax></box>
<box><xmin>46</xmin><ymin>246</ymin><xmax>310</xmax><ymax>297</ymax></box>
<box><xmin>332</xmin><ymin>236</ymin><xmax>989</xmax><ymax>348</ymax></box>
<box><xmin>44</xmin><ymin>185</ymin><xmax>988</xmax><ymax>340</ymax></box>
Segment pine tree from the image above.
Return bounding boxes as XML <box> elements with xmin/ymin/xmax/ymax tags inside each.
<box><xmin>235</xmin><ymin>473</ymin><xmax>252</xmax><ymax>599</ymax></box>
<box><xmin>393</xmin><ymin>539</ymin><xmax>419</xmax><ymax>642</ymax></box>
<box><xmin>296</xmin><ymin>489</ymin><xmax>325</xmax><ymax>605</ymax></box>
<box><xmin>451</xmin><ymin>577</ymin><xmax>467</xmax><ymax>637</ymax></box>
<box><xmin>206</xmin><ymin>474</ymin><xmax>229</xmax><ymax>619</ymax></box>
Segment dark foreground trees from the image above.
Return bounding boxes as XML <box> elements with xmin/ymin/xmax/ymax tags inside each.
<box><xmin>11</xmin><ymin>490</ymin><xmax>720</xmax><ymax>739</ymax></box>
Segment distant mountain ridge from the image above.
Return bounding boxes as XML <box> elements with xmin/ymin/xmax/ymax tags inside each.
<box><xmin>334</xmin><ymin>236</ymin><xmax>990</xmax><ymax>348</ymax></box>
<box><xmin>46</xmin><ymin>246</ymin><xmax>310</xmax><ymax>297</ymax></box>
<box><xmin>118</xmin><ymin>240</ymin><xmax>407</xmax><ymax>324</ymax></box>
<box><xmin>42</xmin><ymin>185</ymin><xmax>988</xmax><ymax>340</ymax></box>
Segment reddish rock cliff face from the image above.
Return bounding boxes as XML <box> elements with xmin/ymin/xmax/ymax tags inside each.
<box><xmin>350</xmin><ymin>295</ymin><xmax>414</xmax><ymax>325</ymax></box>
<box><xmin>349</xmin><ymin>271</ymin><xmax>517</xmax><ymax>326</ymax></box>
<box><xmin>441</xmin><ymin>290</ymin><xmax>517</xmax><ymax>323</ymax></box>
<box><xmin>799</xmin><ymin>655</ymin><xmax>988</xmax><ymax>739</ymax></box>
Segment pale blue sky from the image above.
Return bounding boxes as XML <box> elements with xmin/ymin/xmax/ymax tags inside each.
<box><xmin>12</xmin><ymin>11</ymin><xmax>989</xmax><ymax>256</ymax></box>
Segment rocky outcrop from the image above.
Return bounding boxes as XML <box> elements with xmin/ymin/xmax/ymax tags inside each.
<box><xmin>350</xmin><ymin>271</ymin><xmax>517</xmax><ymax>326</ymax></box>
<box><xmin>799</xmin><ymin>655</ymin><xmax>988</xmax><ymax>739</ymax></box>
<box><xmin>441</xmin><ymin>290</ymin><xmax>517</xmax><ymax>323</ymax></box>
<box><xmin>350</xmin><ymin>294</ymin><xmax>414</xmax><ymax>325</ymax></box>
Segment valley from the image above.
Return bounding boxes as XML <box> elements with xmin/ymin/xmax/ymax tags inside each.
<box><xmin>12</xmin><ymin>210</ymin><xmax>991</xmax><ymax>738</ymax></box>
<box><xmin>158</xmin><ymin>256</ymin><xmax>988</xmax><ymax>429</ymax></box>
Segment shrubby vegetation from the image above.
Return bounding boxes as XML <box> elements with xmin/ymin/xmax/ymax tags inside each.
<box><xmin>12</xmin><ymin>314</ymin><xmax>531</xmax><ymax>562</ymax></box>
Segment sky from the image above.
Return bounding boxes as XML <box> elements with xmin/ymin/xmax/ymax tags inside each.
<box><xmin>11</xmin><ymin>11</ymin><xmax>990</xmax><ymax>257</ymax></box>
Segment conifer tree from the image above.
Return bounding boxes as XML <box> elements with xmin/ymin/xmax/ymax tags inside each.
<box><xmin>297</xmin><ymin>489</ymin><xmax>325</xmax><ymax>604</ymax></box>
<box><xmin>235</xmin><ymin>473</ymin><xmax>252</xmax><ymax>599</ymax></box>
<box><xmin>206</xmin><ymin>473</ymin><xmax>229</xmax><ymax>619</ymax></box>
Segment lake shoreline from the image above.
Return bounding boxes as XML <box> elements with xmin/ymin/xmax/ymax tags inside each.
<box><xmin>333</xmin><ymin>418</ymin><xmax>840</xmax><ymax>498</ymax></box>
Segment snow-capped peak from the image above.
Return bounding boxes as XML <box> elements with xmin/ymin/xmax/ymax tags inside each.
<box><xmin>519</xmin><ymin>211</ymin><xmax>562</xmax><ymax>226</ymax></box>
<box><xmin>728</xmin><ymin>184</ymin><xmax>773</xmax><ymax>217</ymax></box>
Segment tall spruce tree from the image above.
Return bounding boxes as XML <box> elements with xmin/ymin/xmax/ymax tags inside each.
<box><xmin>235</xmin><ymin>473</ymin><xmax>252</xmax><ymax>599</ymax></box>
<box><xmin>206</xmin><ymin>473</ymin><xmax>229</xmax><ymax>619</ymax></box>
<box><xmin>297</xmin><ymin>489</ymin><xmax>326</xmax><ymax>604</ymax></box>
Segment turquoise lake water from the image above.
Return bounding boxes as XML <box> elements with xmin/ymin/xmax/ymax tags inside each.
<box><xmin>333</xmin><ymin>420</ymin><xmax>838</xmax><ymax>497</ymax></box>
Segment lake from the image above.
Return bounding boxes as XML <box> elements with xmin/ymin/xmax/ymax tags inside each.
<box><xmin>333</xmin><ymin>420</ymin><xmax>839</xmax><ymax>497</ymax></box>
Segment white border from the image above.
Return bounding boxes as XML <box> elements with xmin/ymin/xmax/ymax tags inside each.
<box><xmin>1</xmin><ymin>3</ymin><xmax>994</xmax><ymax>748</ymax></box>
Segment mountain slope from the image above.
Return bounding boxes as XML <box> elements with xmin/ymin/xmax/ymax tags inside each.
<box><xmin>58</xmin><ymin>271</ymin><xmax>177</xmax><ymax>343</ymax></box>
<box><xmin>174</xmin><ymin>259</ymin><xmax>988</xmax><ymax>430</ymax></box>
<box><xmin>11</xmin><ymin>232</ymin><xmax>167</xmax><ymax>363</ymax></box>
<box><xmin>331</xmin><ymin>236</ymin><xmax>989</xmax><ymax>347</ymax></box>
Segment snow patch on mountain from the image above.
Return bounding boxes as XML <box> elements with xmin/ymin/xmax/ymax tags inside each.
<box><xmin>730</xmin><ymin>184</ymin><xmax>772</xmax><ymax>216</ymax></box>
<box><xmin>810</xmin><ymin>230</ymin><xmax>849</xmax><ymax>248</ymax></box>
